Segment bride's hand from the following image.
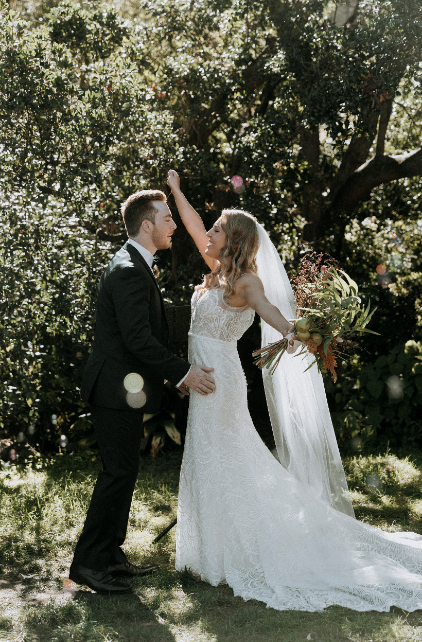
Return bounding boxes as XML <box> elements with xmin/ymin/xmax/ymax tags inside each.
<box><xmin>167</xmin><ymin>169</ymin><xmax>180</xmax><ymax>191</ymax></box>
<box><xmin>286</xmin><ymin>333</ymin><xmax>302</xmax><ymax>355</ymax></box>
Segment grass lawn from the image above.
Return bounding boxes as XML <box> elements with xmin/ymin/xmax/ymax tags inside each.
<box><xmin>1</xmin><ymin>448</ymin><xmax>422</xmax><ymax>641</ymax></box>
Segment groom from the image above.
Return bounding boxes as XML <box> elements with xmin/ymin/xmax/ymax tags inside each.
<box><xmin>69</xmin><ymin>189</ymin><xmax>215</xmax><ymax>594</ymax></box>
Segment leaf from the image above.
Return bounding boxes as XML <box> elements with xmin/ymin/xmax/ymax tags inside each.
<box><xmin>303</xmin><ymin>358</ymin><xmax>317</xmax><ymax>372</ymax></box>
<box><xmin>367</xmin><ymin>380</ymin><xmax>384</xmax><ymax>399</ymax></box>
<box><xmin>336</xmin><ymin>275</ymin><xmax>350</xmax><ymax>296</ymax></box>
<box><xmin>415</xmin><ymin>376</ymin><xmax>422</xmax><ymax>393</ymax></box>
<box><xmin>375</xmin><ymin>355</ymin><xmax>389</xmax><ymax>368</ymax></box>
<box><xmin>323</xmin><ymin>335</ymin><xmax>332</xmax><ymax>355</ymax></box>
<box><xmin>365</xmin><ymin>405</ymin><xmax>383</xmax><ymax>428</ymax></box>
<box><xmin>163</xmin><ymin>420</ymin><xmax>181</xmax><ymax>445</ymax></box>
<box><xmin>359</xmin><ymin>304</ymin><xmax>377</xmax><ymax>329</ymax></box>
<box><xmin>151</xmin><ymin>429</ymin><xmax>166</xmax><ymax>457</ymax></box>
<box><xmin>339</xmin><ymin>269</ymin><xmax>358</xmax><ymax>296</ymax></box>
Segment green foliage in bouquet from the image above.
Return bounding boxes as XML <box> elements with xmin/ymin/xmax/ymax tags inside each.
<box><xmin>299</xmin><ymin>268</ymin><xmax>378</xmax><ymax>347</ymax></box>
<box><xmin>254</xmin><ymin>257</ymin><xmax>379</xmax><ymax>382</ymax></box>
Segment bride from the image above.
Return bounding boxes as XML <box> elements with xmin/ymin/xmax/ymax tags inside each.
<box><xmin>167</xmin><ymin>170</ymin><xmax>422</xmax><ymax>613</ymax></box>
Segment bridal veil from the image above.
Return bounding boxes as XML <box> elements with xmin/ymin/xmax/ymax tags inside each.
<box><xmin>256</xmin><ymin>223</ymin><xmax>355</xmax><ymax>518</ymax></box>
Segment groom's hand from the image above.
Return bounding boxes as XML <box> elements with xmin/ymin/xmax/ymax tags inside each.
<box><xmin>167</xmin><ymin>169</ymin><xmax>180</xmax><ymax>191</ymax></box>
<box><xmin>176</xmin><ymin>382</ymin><xmax>190</xmax><ymax>396</ymax></box>
<box><xmin>184</xmin><ymin>365</ymin><xmax>215</xmax><ymax>395</ymax></box>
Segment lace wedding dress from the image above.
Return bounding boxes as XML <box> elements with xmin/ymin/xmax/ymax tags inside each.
<box><xmin>175</xmin><ymin>286</ymin><xmax>422</xmax><ymax>612</ymax></box>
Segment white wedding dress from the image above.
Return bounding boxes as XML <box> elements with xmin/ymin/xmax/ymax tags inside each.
<box><xmin>176</xmin><ymin>286</ymin><xmax>422</xmax><ymax>612</ymax></box>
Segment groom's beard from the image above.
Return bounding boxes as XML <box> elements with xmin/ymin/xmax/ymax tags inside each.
<box><xmin>151</xmin><ymin>227</ymin><xmax>173</xmax><ymax>251</ymax></box>
<box><xmin>155</xmin><ymin>238</ymin><xmax>173</xmax><ymax>251</ymax></box>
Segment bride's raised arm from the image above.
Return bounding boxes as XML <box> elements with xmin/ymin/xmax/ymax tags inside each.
<box><xmin>167</xmin><ymin>169</ymin><xmax>218</xmax><ymax>271</ymax></box>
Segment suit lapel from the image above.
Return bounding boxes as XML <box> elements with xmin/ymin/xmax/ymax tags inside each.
<box><xmin>124</xmin><ymin>242</ymin><xmax>168</xmax><ymax>320</ymax></box>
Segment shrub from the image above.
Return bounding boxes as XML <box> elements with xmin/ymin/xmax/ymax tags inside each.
<box><xmin>326</xmin><ymin>339</ymin><xmax>422</xmax><ymax>450</ymax></box>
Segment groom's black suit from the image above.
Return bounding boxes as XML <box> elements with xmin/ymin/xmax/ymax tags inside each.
<box><xmin>71</xmin><ymin>242</ymin><xmax>190</xmax><ymax>572</ymax></box>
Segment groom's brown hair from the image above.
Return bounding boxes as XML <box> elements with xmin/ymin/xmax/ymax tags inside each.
<box><xmin>121</xmin><ymin>190</ymin><xmax>166</xmax><ymax>237</ymax></box>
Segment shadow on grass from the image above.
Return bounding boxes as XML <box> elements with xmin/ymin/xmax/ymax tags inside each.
<box><xmin>3</xmin><ymin>449</ymin><xmax>422</xmax><ymax>641</ymax></box>
<box><xmin>176</xmin><ymin>573</ymin><xmax>422</xmax><ymax>642</ymax></box>
<box><xmin>17</xmin><ymin>589</ymin><xmax>177</xmax><ymax>642</ymax></box>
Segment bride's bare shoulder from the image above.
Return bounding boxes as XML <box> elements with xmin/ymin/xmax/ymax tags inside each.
<box><xmin>235</xmin><ymin>272</ymin><xmax>264</xmax><ymax>295</ymax></box>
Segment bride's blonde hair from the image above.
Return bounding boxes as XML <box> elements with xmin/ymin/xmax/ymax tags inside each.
<box><xmin>197</xmin><ymin>209</ymin><xmax>259</xmax><ymax>300</ymax></box>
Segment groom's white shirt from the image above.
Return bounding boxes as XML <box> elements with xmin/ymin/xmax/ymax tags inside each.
<box><xmin>127</xmin><ymin>238</ymin><xmax>155</xmax><ymax>271</ymax></box>
<box><xmin>127</xmin><ymin>237</ymin><xmax>190</xmax><ymax>388</ymax></box>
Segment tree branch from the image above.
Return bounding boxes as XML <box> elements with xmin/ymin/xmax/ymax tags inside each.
<box><xmin>299</xmin><ymin>125</ymin><xmax>322</xmax><ymax>242</ymax></box>
<box><xmin>329</xmin><ymin>110</ymin><xmax>380</xmax><ymax>203</ymax></box>
<box><xmin>264</xmin><ymin>0</ymin><xmax>292</xmax><ymax>33</ymax></box>
<box><xmin>331</xmin><ymin>147</ymin><xmax>422</xmax><ymax>215</ymax></box>
<box><xmin>187</xmin><ymin>42</ymin><xmax>277</xmax><ymax>147</ymax></box>
<box><xmin>375</xmin><ymin>98</ymin><xmax>393</xmax><ymax>156</ymax></box>
<box><xmin>255</xmin><ymin>75</ymin><xmax>280</xmax><ymax>116</ymax></box>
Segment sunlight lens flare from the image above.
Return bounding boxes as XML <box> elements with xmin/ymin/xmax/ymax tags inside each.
<box><xmin>366</xmin><ymin>473</ymin><xmax>382</xmax><ymax>492</ymax></box>
<box><xmin>230</xmin><ymin>175</ymin><xmax>245</xmax><ymax>194</ymax></box>
<box><xmin>124</xmin><ymin>373</ymin><xmax>144</xmax><ymax>394</ymax></box>
<box><xmin>126</xmin><ymin>390</ymin><xmax>147</xmax><ymax>409</ymax></box>
<box><xmin>350</xmin><ymin>436</ymin><xmax>363</xmax><ymax>452</ymax></box>
<box><xmin>387</xmin><ymin>375</ymin><xmax>404</xmax><ymax>400</ymax></box>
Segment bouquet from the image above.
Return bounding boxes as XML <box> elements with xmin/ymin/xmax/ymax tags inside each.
<box><xmin>253</xmin><ymin>252</ymin><xmax>378</xmax><ymax>382</ymax></box>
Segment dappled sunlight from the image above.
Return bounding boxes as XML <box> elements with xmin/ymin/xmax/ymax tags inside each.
<box><xmin>2</xmin><ymin>451</ymin><xmax>422</xmax><ymax>640</ymax></box>
<box><xmin>344</xmin><ymin>453</ymin><xmax>422</xmax><ymax>491</ymax></box>
<box><xmin>169</xmin><ymin>622</ymin><xmax>219</xmax><ymax>642</ymax></box>
<box><xmin>343</xmin><ymin>452</ymin><xmax>422</xmax><ymax>535</ymax></box>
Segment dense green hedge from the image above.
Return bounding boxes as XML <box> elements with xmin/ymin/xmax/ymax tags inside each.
<box><xmin>326</xmin><ymin>340</ymin><xmax>422</xmax><ymax>451</ymax></box>
<box><xmin>1</xmin><ymin>0</ymin><xmax>422</xmax><ymax>460</ymax></box>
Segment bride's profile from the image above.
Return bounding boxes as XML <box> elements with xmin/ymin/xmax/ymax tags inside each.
<box><xmin>167</xmin><ymin>169</ymin><xmax>422</xmax><ymax>613</ymax></box>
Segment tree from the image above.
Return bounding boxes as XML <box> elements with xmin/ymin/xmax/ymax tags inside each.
<box><xmin>1</xmin><ymin>0</ymin><xmax>421</xmax><ymax>453</ymax></box>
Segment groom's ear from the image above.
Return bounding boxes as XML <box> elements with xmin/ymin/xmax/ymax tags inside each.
<box><xmin>141</xmin><ymin>219</ymin><xmax>154</xmax><ymax>234</ymax></box>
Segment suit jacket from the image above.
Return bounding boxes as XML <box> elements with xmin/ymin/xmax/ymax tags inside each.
<box><xmin>80</xmin><ymin>242</ymin><xmax>190</xmax><ymax>414</ymax></box>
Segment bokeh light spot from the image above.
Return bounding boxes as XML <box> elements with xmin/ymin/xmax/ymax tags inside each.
<box><xmin>387</xmin><ymin>375</ymin><xmax>404</xmax><ymax>399</ymax></box>
<box><xmin>126</xmin><ymin>390</ymin><xmax>147</xmax><ymax>409</ymax></box>
<box><xmin>28</xmin><ymin>424</ymin><xmax>35</xmax><ymax>435</ymax></box>
<box><xmin>230</xmin><ymin>175</ymin><xmax>243</xmax><ymax>188</ymax></box>
<box><xmin>376</xmin><ymin>264</ymin><xmax>387</xmax><ymax>275</ymax></box>
<box><xmin>60</xmin><ymin>435</ymin><xmax>68</xmax><ymax>448</ymax></box>
<box><xmin>350</xmin><ymin>436</ymin><xmax>362</xmax><ymax>452</ymax></box>
<box><xmin>124</xmin><ymin>373</ymin><xmax>144</xmax><ymax>394</ymax></box>
<box><xmin>9</xmin><ymin>449</ymin><xmax>16</xmax><ymax>461</ymax></box>
<box><xmin>17</xmin><ymin>431</ymin><xmax>25</xmax><ymax>443</ymax></box>
<box><xmin>366</xmin><ymin>473</ymin><xmax>382</xmax><ymax>492</ymax></box>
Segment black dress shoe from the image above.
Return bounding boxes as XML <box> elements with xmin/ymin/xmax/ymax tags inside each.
<box><xmin>108</xmin><ymin>561</ymin><xmax>158</xmax><ymax>578</ymax></box>
<box><xmin>69</xmin><ymin>565</ymin><xmax>131</xmax><ymax>594</ymax></box>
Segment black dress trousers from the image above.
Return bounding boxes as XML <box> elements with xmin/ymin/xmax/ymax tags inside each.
<box><xmin>72</xmin><ymin>243</ymin><xmax>190</xmax><ymax>573</ymax></box>
<box><xmin>70</xmin><ymin>405</ymin><xmax>144</xmax><ymax>572</ymax></box>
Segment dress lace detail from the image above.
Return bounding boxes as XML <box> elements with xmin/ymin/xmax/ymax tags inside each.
<box><xmin>176</xmin><ymin>287</ymin><xmax>422</xmax><ymax>612</ymax></box>
<box><xmin>189</xmin><ymin>288</ymin><xmax>255</xmax><ymax>343</ymax></box>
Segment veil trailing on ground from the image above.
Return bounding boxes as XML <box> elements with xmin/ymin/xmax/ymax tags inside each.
<box><xmin>255</xmin><ymin>223</ymin><xmax>355</xmax><ymax>518</ymax></box>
